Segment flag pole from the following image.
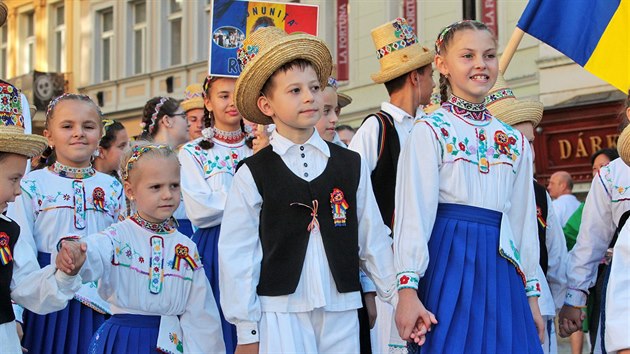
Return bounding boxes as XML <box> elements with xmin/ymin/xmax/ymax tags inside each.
<box><xmin>499</xmin><ymin>27</ymin><xmax>525</xmax><ymax>73</ymax></box>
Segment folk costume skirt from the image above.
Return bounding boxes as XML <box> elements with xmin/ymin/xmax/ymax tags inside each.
<box><xmin>412</xmin><ymin>204</ymin><xmax>542</xmax><ymax>354</ymax></box>
<box><xmin>22</xmin><ymin>252</ymin><xmax>107</xmax><ymax>354</ymax></box>
<box><xmin>88</xmin><ymin>314</ymin><xmax>160</xmax><ymax>354</ymax></box>
<box><xmin>192</xmin><ymin>225</ymin><xmax>236</xmax><ymax>353</ymax></box>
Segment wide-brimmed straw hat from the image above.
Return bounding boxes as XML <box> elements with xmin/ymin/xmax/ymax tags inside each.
<box><xmin>337</xmin><ymin>92</ymin><xmax>352</xmax><ymax>109</ymax></box>
<box><xmin>370</xmin><ymin>18</ymin><xmax>435</xmax><ymax>84</ymax></box>
<box><xmin>234</xmin><ymin>27</ymin><xmax>333</xmax><ymax>125</ymax></box>
<box><xmin>181</xmin><ymin>84</ymin><xmax>205</xmax><ymax>112</ymax></box>
<box><xmin>0</xmin><ymin>80</ymin><xmax>48</xmax><ymax>158</ymax></box>
<box><xmin>618</xmin><ymin>125</ymin><xmax>630</xmax><ymax>166</ymax></box>
<box><xmin>485</xmin><ymin>73</ymin><xmax>543</xmax><ymax>127</ymax></box>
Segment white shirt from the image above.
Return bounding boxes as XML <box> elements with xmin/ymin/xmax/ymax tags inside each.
<box><xmin>75</xmin><ymin>218</ymin><xmax>225</xmax><ymax>354</ymax></box>
<box><xmin>218</xmin><ymin>129</ymin><xmax>396</xmax><ymax>345</ymax></box>
<box><xmin>394</xmin><ymin>106</ymin><xmax>541</xmax><ymax>297</ymax></box>
<box><xmin>565</xmin><ymin>158</ymin><xmax>630</xmax><ymax>306</ymax></box>
<box><xmin>1</xmin><ymin>214</ymin><xmax>81</xmax><ymax>354</ymax></box>
<box><xmin>10</xmin><ymin>168</ymin><xmax>125</xmax><ymax>315</ymax></box>
<box><xmin>349</xmin><ymin>102</ymin><xmax>417</xmax><ymax>171</ymax></box>
<box><xmin>604</xmin><ymin>221</ymin><xmax>630</xmax><ymax>352</ymax></box>
<box><xmin>552</xmin><ymin>194</ymin><xmax>581</xmax><ymax>227</ymax></box>
<box><xmin>179</xmin><ymin>137</ymin><xmax>253</xmax><ymax>229</ymax></box>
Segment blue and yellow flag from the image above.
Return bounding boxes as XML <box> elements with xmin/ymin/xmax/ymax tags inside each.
<box><xmin>518</xmin><ymin>0</ymin><xmax>629</xmax><ymax>92</ymax></box>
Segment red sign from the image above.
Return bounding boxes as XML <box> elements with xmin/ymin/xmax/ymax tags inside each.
<box><xmin>481</xmin><ymin>0</ymin><xmax>498</xmax><ymax>37</ymax></box>
<box><xmin>337</xmin><ymin>0</ymin><xmax>349</xmax><ymax>81</ymax></box>
<box><xmin>403</xmin><ymin>0</ymin><xmax>417</xmax><ymax>34</ymax></box>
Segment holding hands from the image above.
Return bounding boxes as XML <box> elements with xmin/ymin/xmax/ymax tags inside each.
<box><xmin>395</xmin><ymin>288</ymin><xmax>438</xmax><ymax>346</ymax></box>
<box><xmin>557</xmin><ymin>305</ymin><xmax>584</xmax><ymax>338</ymax></box>
<box><xmin>56</xmin><ymin>240</ymin><xmax>87</xmax><ymax>276</ymax></box>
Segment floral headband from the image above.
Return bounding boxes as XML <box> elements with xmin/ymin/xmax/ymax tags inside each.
<box><xmin>327</xmin><ymin>77</ymin><xmax>338</xmax><ymax>90</ymax></box>
<box><xmin>435</xmin><ymin>20</ymin><xmax>482</xmax><ymax>54</ymax></box>
<box><xmin>143</xmin><ymin>97</ymin><xmax>168</xmax><ymax>134</ymax></box>
<box><xmin>122</xmin><ymin>144</ymin><xmax>172</xmax><ymax>181</ymax></box>
<box><xmin>46</xmin><ymin>93</ymin><xmax>102</xmax><ymax>122</ymax></box>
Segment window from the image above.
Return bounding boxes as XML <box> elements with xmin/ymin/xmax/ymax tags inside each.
<box><xmin>53</xmin><ymin>4</ymin><xmax>66</xmax><ymax>72</ymax></box>
<box><xmin>0</xmin><ymin>27</ymin><xmax>7</xmax><ymax>79</ymax></box>
<box><xmin>97</xmin><ymin>8</ymin><xmax>114</xmax><ymax>82</ymax></box>
<box><xmin>132</xmin><ymin>1</ymin><xmax>147</xmax><ymax>74</ymax></box>
<box><xmin>20</xmin><ymin>11</ymin><xmax>35</xmax><ymax>74</ymax></box>
<box><xmin>168</xmin><ymin>0</ymin><xmax>183</xmax><ymax>66</ymax></box>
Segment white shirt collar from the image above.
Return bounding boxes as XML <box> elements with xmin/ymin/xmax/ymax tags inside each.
<box><xmin>381</xmin><ymin>102</ymin><xmax>414</xmax><ymax>123</ymax></box>
<box><xmin>270</xmin><ymin>128</ymin><xmax>331</xmax><ymax>158</ymax></box>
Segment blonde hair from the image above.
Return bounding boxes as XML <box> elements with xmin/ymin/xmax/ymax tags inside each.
<box><xmin>120</xmin><ymin>140</ymin><xmax>179</xmax><ymax>182</ymax></box>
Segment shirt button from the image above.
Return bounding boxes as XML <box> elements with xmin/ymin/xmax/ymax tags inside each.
<box><xmin>251</xmin><ymin>330</ymin><xmax>256</xmax><ymax>335</ymax></box>
<box><xmin>300</xmin><ymin>146</ymin><xmax>305</xmax><ymax>151</ymax></box>
<box><xmin>304</xmin><ymin>172</ymin><xmax>309</xmax><ymax>177</ymax></box>
<box><xmin>304</xmin><ymin>163</ymin><xmax>308</xmax><ymax>167</ymax></box>
<box><xmin>301</xmin><ymin>153</ymin><xmax>305</xmax><ymax>158</ymax></box>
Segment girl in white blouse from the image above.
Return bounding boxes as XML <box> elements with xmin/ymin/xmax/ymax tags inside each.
<box><xmin>178</xmin><ymin>76</ymin><xmax>253</xmax><ymax>353</ymax></box>
<box><xmin>394</xmin><ymin>21</ymin><xmax>544</xmax><ymax>353</ymax></box>
<box><xmin>58</xmin><ymin>142</ymin><xmax>225</xmax><ymax>353</ymax></box>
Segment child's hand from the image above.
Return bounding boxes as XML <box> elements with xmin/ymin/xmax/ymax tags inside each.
<box><xmin>235</xmin><ymin>343</ymin><xmax>259</xmax><ymax>354</ymax></box>
<box><xmin>252</xmin><ymin>124</ymin><xmax>270</xmax><ymax>154</ymax></box>
<box><xmin>363</xmin><ymin>292</ymin><xmax>378</xmax><ymax>328</ymax></box>
<box><xmin>56</xmin><ymin>240</ymin><xmax>87</xmax><ymax>276</ymax></box>
<box><xmin>558</xmin><ymin>304</ymin><xmax>584</xmax><ymax>338</ymax></box>
<box><xmin>395</xmin><ymin>289</ymin><xmax>438</xmax><ymax>343</ymax></box>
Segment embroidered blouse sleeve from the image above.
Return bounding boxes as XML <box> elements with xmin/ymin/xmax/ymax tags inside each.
<box><xmin>564</xmin><ymin>169</ymin><xmax>615</xmax><ymax>307</ymax></box>
<box><xmin>507</xmin><ymin>139</ymin><xmax>541</xmax><ymax>297</ymax></box>
<box><xmin>180</xmin><ymin>256</ymin><xmax>226</xmax><ymax>353</ymax></box>
<box><xmin>544</xmin><ymin>192</ymin><xmax>568</xmax><ymax>310</ymax></box>
<box><xmin>393</xmin><ymin>120</ymin><xmax>442</xmax><ymax>290</ymax></box>
<box><xmin>356</xmin><ymin>157</ymin><xmax>396</xmax><ymax>302</ymax></box>
<box><xmin>11</xmin><ymin>222</ymin><xmax>81</xmax><ymax>314</ymax></box>
<box><xmin>348</xmin><ymin>116</ymin><xmax>380</xmax><ymax>172</ymax></box>
<box><xmin>178</xmin><ymin>146</ymin><xmax>227</xmax><ymax>229</ymax></box>
<box><xmin>217</xmin><ymin>165</ymin><xmax>263</xmax><ymax>345</ymax></box>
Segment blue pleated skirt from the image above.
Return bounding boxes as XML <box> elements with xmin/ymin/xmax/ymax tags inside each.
<box><xmin>411</xmin><ymin>204</ymin><xmax>542</xmax><ymax>354</ymax></box>
<box><xmin>22</xmin><ymin>252</ymin><xmax>107</xmax><ymax>354</ymax></box>
<box><xmin>176</xmin><ymin>218</ymin><xmax>194</xmax><ymax>238</ymax></box>
<box><xmin>193</xmin><ymin>225</ymin><xmax>236</xmax><ymax>354</ymax></box>
<box><xmin>88</xmin><ymin>314</ymin><xmax>160</xmax><ymax>354</ymax></box>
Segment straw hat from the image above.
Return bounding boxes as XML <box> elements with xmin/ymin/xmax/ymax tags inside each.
<box><xmin>485</xmin><ymin>73</ymin><xmax>543</xmax><ymax>127</ymax></box>
<box><xmin>234</xmin><ymin>27</ymin><xmax>333</xmax><ymax>125</ymax></box>
<box><xmin>370</xmin><ymin>18</ymin><xmax>435</xmax><ymax>84</ymax></box>
<box><xmin>618</xmin><ymin>125</ymin><xmax>630</xmax><ymax>166</ymax></box>
<box><xmin>0</xmin><ymin>80</ymin><xmax>48</xmax><ymax>158</ymax></box>
<box><xmin>181</xmin><ymin>84</ymin><xmax>204</xmax><ymax>112</ymax></box>
<box><xmin>337</xmin><ymin>92</ymin><xmax>352</xmax><ymax>108</ymax></box>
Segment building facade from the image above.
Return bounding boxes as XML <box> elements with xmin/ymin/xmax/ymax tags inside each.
<box><xmin>1</xmin><ymin>0</ymin><xmax>625</xmax><ymax>189</ymax></box>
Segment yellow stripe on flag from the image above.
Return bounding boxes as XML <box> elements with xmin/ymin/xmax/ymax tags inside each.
<box><xmin>585</xmin><ymin>0</ymin><xmax>630</xmax><ymax>93</ymax></box>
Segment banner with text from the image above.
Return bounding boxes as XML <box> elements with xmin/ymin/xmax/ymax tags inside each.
<box><xmin>481</xmin><ymin>0</ymin><xmax>498</xmax><ymax>38</ymax></box>
<box><xmin>337</xmin><ymin>0</ymin><xmax>349</xmax><ymax>81</ymax></box>
<box><xmin>209</xmin><ymin>0</ymin><xmax>319</xmax><ymax>78</ymax></box>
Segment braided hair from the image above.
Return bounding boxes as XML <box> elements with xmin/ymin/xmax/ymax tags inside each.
<box><xmin>139</xmin><ymin>97</ymin><xmax>180</xmax><ymax>141</ymax></box>
<box><xmin>435</xmin><ymin>20</ymin><xmax>495</xmax><ymax>103</ymax></box>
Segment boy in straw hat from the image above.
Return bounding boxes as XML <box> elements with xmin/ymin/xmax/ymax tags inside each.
<box><xmin>486</xmin><ymin>73</ymin><xmax>568</xmax><ymax>354</ymax></box>
<box><xmin>348</xmin><ymin>17</ymin><xmax>435</xmax><ymax>352</ymax></box>
<box><xmin>181</xmin><ymin>83</ymin><xmax>206</xmax><ymax>140</ymax></box>
<box><xmin>0</xmin><ymin>80</ymin><xmax>83</xmax><ymax>353</ymax></box>
<box><xmin>217</xmin><ymin>27</ymin><xmax>406</xmax><ymax>353</ymax></box>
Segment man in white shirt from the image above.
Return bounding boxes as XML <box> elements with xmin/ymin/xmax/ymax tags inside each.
<box><xmin>548</xmin><ymin>171</ymin><xmax>581</xmax><ymax>226</ymax></box>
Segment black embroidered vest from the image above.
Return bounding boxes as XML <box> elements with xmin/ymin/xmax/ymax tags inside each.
<box><xmin>0</xmin><ymin>217</ymin><xmax>20</xmax><ymax>324</ymax></box>
<box><xmin>243</xmin><ymin>143</ymin><xmax>361</xmax><ymax>296</ymax></box>
<box><xmin>533</xmin><ymin>181</ymin><xmax>549</xmax><ymax>275</ymax></box>
<box><xmin>361</xmin><ymin>111</ymin><xmax>400</xmax><ymax>230</ymax></box>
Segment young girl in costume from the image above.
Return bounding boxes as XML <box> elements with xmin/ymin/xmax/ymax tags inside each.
<box><xmin>394</xmin><ymin>20</ymin><xmax>544</xmax><ymax>353</ymax></box>
<box><xmin>139</xmin><ymin>97</ymin><xmax>193</xmax><ymax>236</ymax></box>
<box><xmin>56</xmin><ymin>141</ymin><xmax>225</xmax><ymax>354</ymax></box>
<box><xmin>93</xmin><ymin>119</ymin><xmax>129</xmax><ymax>180</ymax></box>
<box><xmin>0</xmin><ymin>80</ymin><xmax>82</xmax><ymax>353</ymax></box>
<box><xmin>11</xmin><ymin>93</ymin><xmax>125</xmax><ymax>354</ymax></box>
<box><xmin>178</xmin><ymin>75</ymin><xmax>252</xmax><ymax>353</ymax></box>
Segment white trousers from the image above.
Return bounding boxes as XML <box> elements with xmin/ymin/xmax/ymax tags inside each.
<box><xmin>0</xmin><ymin>321</ymin><xmax>22</xmax><ymax>354</ymax></box>
<box><xmin>259</xmin><ymin>308</ymin><xmax>359</xmax><ymax>353</ymax></box>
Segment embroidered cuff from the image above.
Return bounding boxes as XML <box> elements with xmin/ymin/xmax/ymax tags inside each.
<box><xmin>564</xmin><ymin>288</ymin><xmax>588</xmax><ymax>308</ymax></box>
<box><xmin>236</xmin><ymin>321</ymin><xmax>259</xmax><ymax>345</ymax></box>
<box><xmin>397</xmin><ymin>271</ymin><xmax>419</xmax><ymax>291</ymax></box>
<box><xmin>55</xmin><ymin>235</ymin><xmax>82</xmax><ymax>252</ymax></box>
<box><xmin>525</xmin><ymin>278</ymin><xmax>541</xmax><ymax>297</ymax></box>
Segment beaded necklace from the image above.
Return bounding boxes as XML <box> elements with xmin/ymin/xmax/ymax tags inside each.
<box><xmin>50</xmin><ymin>161</ymin><xmax>96</xmax><ymax>179</ymax></box>
<box><xmin>212</xmin><ymin>127</ymin><xmax>247</xmax><ymax>144</ymax></box>
<box><xmin>129</xmin><ymin>212</ymin><xmax>175</xmax><ymax>233</ymax></box>
<box><xmin>443</xmin><ymin>94</ymin><xmax>493</xmax><ymax>123</ymax></box>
